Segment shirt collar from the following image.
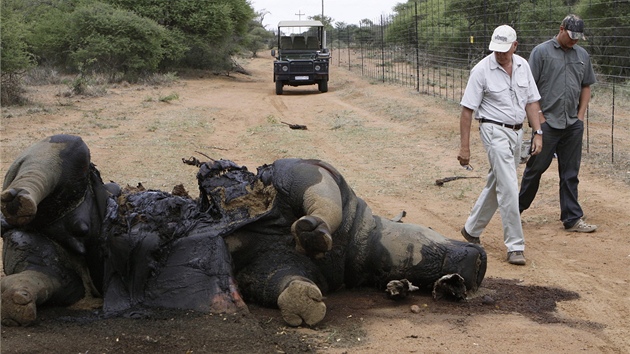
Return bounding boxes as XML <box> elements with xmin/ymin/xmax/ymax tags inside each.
<box><xmin>489</xmin><ymin>53</ymin><xmax>501</xmax><ymax>70</ymax></box>
<box><xmin>552</xmin><ymin>36</ymin><xmax>562</xmax><ymax>49</ymax></box>
<box><xmin>489</xmin><ymin>52</ymin><xmax>514</xmax><ymax>73</ymax></box>
<box><xmin>552</xmin><ymin>36</ymin><xmax>578</xmax><ymax>52</ymax></box>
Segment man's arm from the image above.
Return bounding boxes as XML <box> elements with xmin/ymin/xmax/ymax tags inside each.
<box><xmin>577</xmin><ymin>85</ymin><xmax>591</xmax><ymax>121</ymax></box>
<box><xmin>525</xmin><ymin>102</ymin><xmax>543</xmax><ymax>156</ymax></box>
<box><xmin>458</xmin><ymin>107</ymin><xmax>474</xmax><ymax>166</ymax></box>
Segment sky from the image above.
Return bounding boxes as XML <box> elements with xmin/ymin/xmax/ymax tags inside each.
<box><xmin>251</xmin><ymin>0</ymin><xmax>403</xmax><ymax>29</ymax></box>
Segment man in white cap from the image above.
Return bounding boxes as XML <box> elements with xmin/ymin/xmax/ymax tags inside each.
<box><xmin>457</xmin><ymin>25</ymin><xmax>543</xmax><ymax>265</ymax></box>
<box><xmin>519</xmin><ymin>14</ymin><xmax>598</xmax><ymax>233</ymax></box>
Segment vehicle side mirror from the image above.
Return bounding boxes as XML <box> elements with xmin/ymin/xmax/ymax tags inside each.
<box><xmin>271</xmin><ymin>49</ymin><xmax>276</xmax><ymax>57</ymax></box>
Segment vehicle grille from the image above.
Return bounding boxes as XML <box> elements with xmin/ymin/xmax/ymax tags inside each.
<box><xmin>290</xmin><ymin>62</ymin><xmax>313</xmax><ymax>74</ymax></box>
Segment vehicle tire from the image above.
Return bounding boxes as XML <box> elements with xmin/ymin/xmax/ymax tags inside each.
<box><xmin>318</xmin><ymin>79</ymin><xmax>328</xmax><ymax>93</ymax></box>
<box><xmin>275</xmin><ymin>80</ymin><xmax>283</xmax><ymax>95</ymax></box>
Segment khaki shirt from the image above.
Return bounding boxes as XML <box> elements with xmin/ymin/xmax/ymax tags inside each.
<box><xmin>461</xmin><ymin>53</ymin><xmax>540</xmax><ymax>126</ymax></box>
<box><xmin>528</xmin><ymin>38</ymin><xmax>596</xmax><ymax>129</ymax></box>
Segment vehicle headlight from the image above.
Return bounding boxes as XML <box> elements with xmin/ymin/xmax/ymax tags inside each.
<box><xmin>282</xmin><ymin>65</ymin><xmax>288</xmax><ymax>72</ymax></box>
<box><xmin>314</xmin><ymin>65</ymin><xmax>321</xmax><ymax>71</ymax></box>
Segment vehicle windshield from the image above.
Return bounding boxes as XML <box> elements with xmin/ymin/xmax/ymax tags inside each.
<box><xmin>277</xmin><ymin>21</ymin><xmax>324</xmax><ymax>52</ymax></box>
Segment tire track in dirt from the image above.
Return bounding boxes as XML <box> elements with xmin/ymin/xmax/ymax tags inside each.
<box><xmin>268</xmin><ymin>96</ymin><xmax>288</xmax><ymax>114</ymax></box>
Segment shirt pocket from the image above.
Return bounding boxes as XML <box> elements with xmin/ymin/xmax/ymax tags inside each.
<box><xmin>566</xmin><ymin>60</ymin><xmax>586</xmax><ymax>87</ymax></box>
<box><xmin>485</xmin><ymin>80</ymin><xmax>510</xmax><ymax>102</ymax></box>
<box><xmin>515</xmin><ymin>72</ymin><xmax>530</xmax><ymax>106</ymax></box>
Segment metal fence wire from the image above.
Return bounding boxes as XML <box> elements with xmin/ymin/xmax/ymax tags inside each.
<box><xmin>329</xmin><ymin>0</ymin><xmax>630</xmax><ymax>178</ymax></box>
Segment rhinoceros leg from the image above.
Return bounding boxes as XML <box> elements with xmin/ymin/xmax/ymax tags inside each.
<box><xmin>229</xmin><ymin>231</ymin><xmax>329</xmax><ymax>326</ymax></box>
<box><xmin>292</xmin><ymin>215</ymin><xmax>333</xmax><ymax>258</ymax></box>
<box><xmin>1</xmin><ymin>229</ymin><xmax>87</xmax><ymax>326</ymax></box>
<box><xmin>289</xmin><ymin>164</ymin><xmax>344</xmax><ymax>257</ymax></box>
<box><xmin>277</xmin><ymin>276</ymin><xmax>326</xmax><ymax>326</ymax></box>
<box><xmin>1</xmin><ymin>270</ymin><xmax>62</xmax><ymax>326</ymax></box>
<box><xmin>2</xmin><ymin>135</ymin><xmax>91</xmax><ymax>227</ymax></box>
<box><xmin>0</xmin><ymin>190</ymin><xmax>38</xmax><ymax>227</ymax></box>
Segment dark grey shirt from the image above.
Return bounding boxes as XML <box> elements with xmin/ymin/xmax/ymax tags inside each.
<box><xmin>528</xmin><ymin>37</ymin><xmax>596</xmax><ymax>129</ymax></box>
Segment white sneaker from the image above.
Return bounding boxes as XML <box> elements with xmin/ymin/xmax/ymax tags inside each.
<box><xmin>566</xmin><ymin>218</ymin><xmax>598</xmax><ymax>233</ymax></box>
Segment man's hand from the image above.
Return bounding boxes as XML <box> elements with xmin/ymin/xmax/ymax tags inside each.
<box><xmin>530</xmin><ymin>135</ymin><xmax>543</xmax><ymax>155</ymax></box>
<box><xmin>457</xmin><ymin>147</ymin><xmax>470</xmax><ymax>167</ymax></box>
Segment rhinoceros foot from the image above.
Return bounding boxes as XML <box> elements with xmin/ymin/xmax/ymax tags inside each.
<box><xmin>277</xmin><ymin>278</ymin><xmax>326</xmax><ymax>327</ymax></box>
<box><xmin>1</xmin><ymin>188</ymin><xmax>37</xmax><ymax>226</ymax></box>
<box><xmin>1</xmin><ymin>285</ymin><xmax>37</xmax><ymax>326</ymax></box>
<box><xmin>292</xmin><ymin>216</ymin><xmax>332</xmax><ymax>258</ymax></box>
<box><xmin>1</xmin><ymin>270</ymin><xmax>62</xmax><ymax>326</ymax></box>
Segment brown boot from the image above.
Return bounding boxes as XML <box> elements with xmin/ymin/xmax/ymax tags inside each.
<box><xmin>461</xmin><ymin>227</ymin><xmax>480</xmax><ymax>244</ymax></box>
<box><xmin>507</xmin><ymin>251</ymin><xmax>526</xmax><ymax>265</ymax></box>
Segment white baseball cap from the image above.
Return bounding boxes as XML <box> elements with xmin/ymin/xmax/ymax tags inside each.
<box><xmin>489</xmin><ymin>25</ymin><xmax>517</xmax><ymax>52</ymax></box>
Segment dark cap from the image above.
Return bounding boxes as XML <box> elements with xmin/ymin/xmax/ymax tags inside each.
<box><xmin>561</xmin><ymin>14</ymin><xmax>586</xmax><ymax>40</ymax></box>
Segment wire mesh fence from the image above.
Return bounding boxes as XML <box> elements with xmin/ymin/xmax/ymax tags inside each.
<box><xmin>328</xmin><ymin>0</ymin><xmax>630</xmax><ymax>178</ymax></box>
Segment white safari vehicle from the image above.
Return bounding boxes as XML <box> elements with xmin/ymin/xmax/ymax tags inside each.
<box><xmin>271</xmin><ymin>20</ymin><xmax>330</xmax><ymax>95</ymax></box>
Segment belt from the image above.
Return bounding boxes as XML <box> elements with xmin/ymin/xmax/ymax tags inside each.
<box><xmin>478</xmin><ymin>118</ymin><xmax>522</xmax><ymax>130</ymax></box>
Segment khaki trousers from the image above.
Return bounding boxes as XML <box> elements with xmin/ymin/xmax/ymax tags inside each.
<box><xmin>465</xmin><ymin>123</ymin><xmax>525</xmax><ymax>253</ymax></box>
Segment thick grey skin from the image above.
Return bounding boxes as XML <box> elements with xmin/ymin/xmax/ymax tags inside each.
<box><xmin>1</xmin><ymin>270</ymin><xmax>61</xmax><ymax>327</ymax></box>
<box><xmin>1</xmin><ymin>137</ymin><xmax>485</xmax><ymax>328</ymax></box>
<box><xmin>1</xmin><ymin>135</ymin><xmax>109</xmax><ymax>326</ymax></box>
<box><xmin>1</xmin><ymin>229</ymin><xmax>101</xmax><ymax>327</ymax></box>
<box><xmin>222</xmin><ymin>159</ymin><xmax>486</xmax><ymax>326</ymax></box>
<box><xmin>1</xmin><ymin>136</ymin><xmax>88</xmax><ymax>227</ymax></box>
<box><xmin>2</xmin><ymin>136</ymin><xmax>246</xmax><ymax>327</ymax></box>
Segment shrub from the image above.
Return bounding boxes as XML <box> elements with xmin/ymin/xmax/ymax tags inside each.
<box><xmin>27</xmin><ymin>1</ymin><xmax>186</xmax><ymax>79</ymax></box>
<box><xmin>1</xmin><ymin>2</ymin><xmax>35</xmax><ymax>105</ymax></box>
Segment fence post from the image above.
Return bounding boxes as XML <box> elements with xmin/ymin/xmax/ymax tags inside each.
<box><xmin>360</xmin><ymin>23</ymin><xmax>364</xmax><ymax>76</ymax></box>
<box><xmin>415</xmin><ymin>1</ymin><xmax>420</xmax><ymax>92</ymax></box>
<box><xmin>348</xmin><ymin>27</ymin><xmax>351</xmax><ymax>71</ymax></box>
<box><xmin>611</xmin><ymin>79</ymin><xmax>616</xmax><ymax>163</ymax></box>
<box><xmin>381</xmin><ymin>15</ymin><xmax>385</xmax><ymax>83</ymax></box>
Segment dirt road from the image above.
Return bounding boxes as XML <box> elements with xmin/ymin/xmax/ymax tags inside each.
<box><xmin>1</xmin><ymin>55</ymin><xmax>628</xmax><ymax>353</ymax></box>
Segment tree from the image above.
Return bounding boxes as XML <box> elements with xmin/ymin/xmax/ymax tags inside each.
<box><xmin>310</xmin><ymin>14</ymin><xmax>335</xmax><ymax>32</ymax></box>
<box><xmin>1</xmin><ymin>1</ymin><xmax>35</xmax><ymax>105</ymax></box>
<box><xmin>104</xmin><ymin>0</ymin><xmax>255</xmax><ymax>69</ymax></box>
<box><xmin>14</xmin><ymin>0</ymin><xmax>187</xmax><ymax>78</ymax></box>
<box><xmin>579</xmin><ymin>0</ymin><xmax>630</xmax><ymax>78</ymax></box>
<box><xmin>241</xmin><ymin>10</ymin><xmax>275</xmax><ymax>58</ymax></box>
<box><xmin>66</xmin><ymin>2</ymin><xmax>186</xmax><ymax>76</ymax></box>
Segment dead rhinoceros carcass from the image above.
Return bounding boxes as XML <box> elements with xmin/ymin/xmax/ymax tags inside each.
<box><xmin>1</xmin><ymin>135</ymin><xmax>487</xmax><ymax>328</ymax></box>
<box><xmin>1</xmin><ymin>135</ymin><xmax>246</xmax><ymax>326</ymax></box>
<box><xmin>196</xmin><ymin>157</ymin><xmax>487</xmax><ymax>326</ymax></box>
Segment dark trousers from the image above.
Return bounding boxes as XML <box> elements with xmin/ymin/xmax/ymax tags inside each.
<box><xmin>519</xmin><ymin>120</ymin><xmax>584</xmax><ymax>228</ymax></box>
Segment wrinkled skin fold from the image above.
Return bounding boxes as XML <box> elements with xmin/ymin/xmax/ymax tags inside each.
<box><xmin>1</xmin><ymin>135</ymin><xmax>486</xmax><ymax>327</ymax></box>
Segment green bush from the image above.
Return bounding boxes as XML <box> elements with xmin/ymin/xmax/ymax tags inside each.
<box><xmin>105</xmin><ymin>0</ymin><xmax>255</xmax><ymax>70</ymax></box>
<box><xmin>579</xmin><ymin>0</ymin><xmax>630</xmax><ymax>78</ymax></box>
<box><xmin>25</xmin><ymin>1</ymin><xmax>186</xmax><ymax>79</ymax></box>
<box><xmin>1</xmin><ymin>2</ymin><xmax>35</xmax><ymax>105</ymax></box>
<box><xmin>66</xmin><ymin>2</ymin><xmax>186</xmax><ymax>76</ymax></box>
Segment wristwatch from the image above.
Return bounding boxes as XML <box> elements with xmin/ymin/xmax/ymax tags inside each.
<box><xmin>534</xmin><ymin>129</ymin><xmax>543</xmax><ymax>135</ymax></box>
